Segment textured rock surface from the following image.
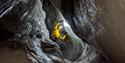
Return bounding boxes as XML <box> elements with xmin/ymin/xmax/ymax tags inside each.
<box><xmin>0</xmin><ymin>0</ymin><xmax>112</xmax><ymax>63</ymax></box>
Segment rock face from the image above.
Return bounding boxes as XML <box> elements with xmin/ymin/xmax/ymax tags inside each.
<box><xmin>0</xmin><ymin>0</ymin><xmax>108</xmax><ymax>63</ymax></box>
<box><xmin>97</xmin><ymin>0</ymin><xmax>125</xmax><ymax>63</ymax></box>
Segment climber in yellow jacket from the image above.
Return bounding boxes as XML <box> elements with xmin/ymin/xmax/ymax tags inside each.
<box><xmin>51</xmin><ymin>22</ymin><xmax>66</xmax><ymax>41</ymax></box>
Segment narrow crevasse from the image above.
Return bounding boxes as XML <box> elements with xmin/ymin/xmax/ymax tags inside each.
<box><xmin>0</xmin><ymin>0</ymin><xmax>108</xmax><ymax>63</ymax></box>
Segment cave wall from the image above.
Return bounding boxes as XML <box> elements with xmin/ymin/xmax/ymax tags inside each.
<box><xmin>0</xmin><ymin>0</ymin><xmax>125</xmax><ymax>63</ymax></box>
<box><xmin>97</xmin><ymin>0</ymin><xmax>125</xmax><ymax>63</ymax></box>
